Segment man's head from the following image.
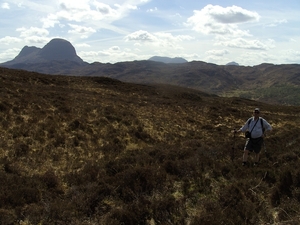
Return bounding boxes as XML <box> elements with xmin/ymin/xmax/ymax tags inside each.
<box><xmin>253</xmin><ymin>108</ymin><xmax>260</xmax><ymax>117</ymax></box>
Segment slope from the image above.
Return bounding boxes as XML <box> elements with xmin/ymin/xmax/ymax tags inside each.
<box><xmin>0</xmin><ymin>67</ymin><xmax>300</xmax><ymax>224</ymax></box>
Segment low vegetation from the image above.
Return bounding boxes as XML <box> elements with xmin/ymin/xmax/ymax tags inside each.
<box><xmin>1</xmin><ymin>67</ymin><xmax>300</xmax><ymax>224</ymax></box>
<box><xmin>224</xmin><ymin>84</ymin><xmax>300</xmax><ymax>106</ymax></box>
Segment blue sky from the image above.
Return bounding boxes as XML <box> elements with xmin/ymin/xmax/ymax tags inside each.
<box><xmin>0</xmin><ymin>0</ymin><xmax>299</xmax><ymax>66</ymax></box>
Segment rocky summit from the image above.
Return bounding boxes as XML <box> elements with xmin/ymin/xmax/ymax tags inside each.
<box><xmin>2</xmin><ymin>38</ymin><xmax>84</xmax><ymax>65</ymax></box>
<box><xmin>39</xmin><ymin>38</ymin><xmax>83</xmax><ymax>62</ymax></box>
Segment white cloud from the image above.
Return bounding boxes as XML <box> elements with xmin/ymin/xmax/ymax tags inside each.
<box><xmin>147</xmin><ymin>7</ymin><xmax>158</xmax><ymax>12</ymax></box>
<box><xmin>154</xmin><ymin>32</ymin><xmax>194</xmax><ymax>49</ymax></box>
<box><xmin>59</xmin><ymin>1</ymin><xmax>91</xmax><ymax>12</ymax></box>
<box><xmin>281</xmin><ymin>49</ymin><xmax>300</xmax><ymax>63</ymax></box>
<box><xmin>126</xmin><ymin>4</ymin><xmax>137</xmax><ymax>10</ymax></box>
<box><xmin>17</xmin><ymin>27</ymin><xmax>49</xmax><ymax>38</ymax></box>
<box><xmin>125</xmin><ymin>30</ymin><xmax>157</xmax><ymax>42</ymax></box>
<box><xmin>155</xmin><ymin>32</ymin><xmax>193</xmax><ymax>42</ymax></box>
<box><xmin>0</xmin><ymin>36</ymin><xmax>21</xmax><ymax>45</ymax></box>
<box><xmin>215</xmin><ymin>37</ymin><xmax>270</xmax><ymax>50</ymax></box>
<box><xmin>40</xmin><ymin>2</ymin><xmax>116</xmax><ymax>29</ymax></box>
<box><xmin>124</xmin><ymin>30</ymin><xmax>194</xmax><ymax>52</ymax></box>
<box><xmin>207</xmin><ymin>5</ymin><xmax>259</xmax><ymax>24</ymax></box>
<box><xmin>239</xmin><ymin>51</ymin><xmax>275</xmax><ymax>65</ymax></box>
<box><xmin>109</xmin><ymin>46</ymin><xmax>120</xmax><ymax>51</ymax></box>
<box><xmin>1</xmin><ymin>2</ymin><xmax>10</xmax><ymax>9</ymax></box>
<box><xmin>41</xmin><ymin>14</ymin><xmax>60</xmax><ymax>28</ymax></box>
<box><xmin>266</xmin><ymin>19</ymin><xmax>288</xmax><ymax>27</ymax></box>
<box><xmin>125</xmin><ymin>30</ymin><xmax>193</xmax><ymax>44</ymax></box>
<box><xmin>75</xmin><ymin>43</ymin><xmax>91</xmax><ymax>48</ymax></box>
<box><xmin>16</xmin><ymin>27</ymin><xmax>50</xmax><ymax>44</ymax></box>
<box><xmin>0</xmin><ymin>48</ymin><xmax>20</xmax><ymax>62</ymax></box>
<box><xmin>40</xmin><ymin>1</ymin><xmax>141</xmax><ymax>30</ymax></box>
<box><xmin>187</xmin><ymin>5</ymin><xmax>259</xmax><ymax>37</ymax></box>
<box><xmin>68</xmin><ymin>24</ymin><xmax>96</xmax><ymax>38</ymax></box>
<box><xmin>93</xmin><ymin>2</ymin><xmax>117</xmax><ymax>16</ymax></box>
<box><xmin>78</xmin><ymin>50</ymin><xmax>99</xmax><ymax>59</ymax></box>
<box><xmin>78</xmin><ymin>47</ymin><xmax>141</xmax><ymax>63</ymax></box>
<box><xmin>205</xmin><ymin>49</ymin><xmax>229</xmax><ymax>56</ymax></box>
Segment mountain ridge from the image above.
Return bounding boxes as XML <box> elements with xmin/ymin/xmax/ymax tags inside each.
<box><xmin>1</xmin><ymin>38</ymin><xmax>300</xmax><ymax>105</ymax></box>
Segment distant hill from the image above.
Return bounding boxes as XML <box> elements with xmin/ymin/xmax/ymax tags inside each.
<box><xmin>226</xmin><ymin>61</ymin><xmax>239</xmax><ymax>66</ymax></box>
<box><xmin>1</xmin><ymin>39</ymin><xmax>300</xmax><ymax>105</ymax></box>
<box><xmin>2</xmin><ymin>38</ymin><xmax>85</xmax><ymax>66</ymax></box>
<box><xmin>148</xmin><ymin>56</ymin><xmax>188</xmax><ymax>63</ymax></box>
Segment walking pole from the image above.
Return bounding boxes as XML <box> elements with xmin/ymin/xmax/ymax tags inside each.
<box><xmin>231</xmin><ymin>129</ymin><xmax>236</xmax><ymax>161</ymax></box>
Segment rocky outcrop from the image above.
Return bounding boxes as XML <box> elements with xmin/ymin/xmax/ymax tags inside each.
<box><xmin>2</xmin><ymin>38</ymin><xmax>84</xmax><ymax>66</ymax></box>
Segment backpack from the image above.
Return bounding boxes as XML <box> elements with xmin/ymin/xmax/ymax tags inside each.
<box><xmin>248</xmin><ymin>117</ymin><xmax>265</xmax><ymax>133</ymax></box>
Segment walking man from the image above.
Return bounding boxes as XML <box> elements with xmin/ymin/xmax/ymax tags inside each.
<box><xmin>235</xmin><ymin>108</ymin><xmax>272</xmax><ymax>166</ymax></box>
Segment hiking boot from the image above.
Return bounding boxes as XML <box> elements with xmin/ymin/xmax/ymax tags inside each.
<box><xmin>242</xmin><ymin>162</ymin><xmax>247</xmax><ymax>166</ymax></box>
<box><xmin>253</xmin><ymin>162</ymin><xmax>259</xmax><ymax>166</ymax></box>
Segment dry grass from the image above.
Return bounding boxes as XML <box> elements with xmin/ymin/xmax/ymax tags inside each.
<box><xmin>1</xmin><ymin>67</ymin><xmax>300</xmax><ymax>224</ymax></box>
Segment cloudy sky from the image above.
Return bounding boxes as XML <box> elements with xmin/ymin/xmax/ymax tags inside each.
<box><xmin>0</xmin><ymin>0</ymin><xmax>299</xmax><ymax>66</ymax></box>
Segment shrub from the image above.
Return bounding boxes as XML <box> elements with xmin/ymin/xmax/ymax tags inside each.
<box><xmin>15</xmin><ymin>143</ymin><xmax>29</xmax><ymax>157</ymax></box>
<box><xmin>218</xmin><ymin>184</ymin><xmax>258</xmax><ymax>224</ymax></box>
<box><xmin>270</xmin><ymin>188</ymin><xmax>281</xmax><ymax>207</ymax></box>
<box><xmin>0</xmin><ymin>209</ymin><xmax>17</xmax><ymax>225</ymax></box>
<box><xmin>294</xmin><ymin>170</ymin><xmax>300</xmax><ymax>187</ymax></box>
<box><xmin>115</xmin><ymin>166</ymin><xmax>159</xmax><ymax>202</ymax></box>
<box><xmin>103</xmin><ymin>207</ymin><xmax>138</xmax><ymax>225</ymax></box>
<box><xmin>278</xmin><ymin>170</ymin><xmax>293</xmax><ymax>196</ymax></box>
<box><xmin>41</xmin><ymin>170</ymin><xmax>60</xmax><ymax>190</ymax></box>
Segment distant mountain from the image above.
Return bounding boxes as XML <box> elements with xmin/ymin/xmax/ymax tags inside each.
<box><xmin>148</xmin><ymin>56</ymin><xmax>188</xmax><ymax>64</ymax></box>
<box><xmin>226</xmin><ymin>61</ymin><xmax>239</xmax><ymax>66</ymax></box>
<box><xmin>1</xmin><ymin>39</ymin><xmax>300</xmax><ymax>105</ymax></box>
<box><xmin>2</xmin><ymin>38</ymin><xmax>85</xmax><ymax>66</ymax></box>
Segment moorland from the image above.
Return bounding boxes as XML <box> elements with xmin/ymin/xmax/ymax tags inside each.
<box><xmin>1</xmin><ymin>66</ymin><xmax>300</xmax><ymax>224</ymax></box>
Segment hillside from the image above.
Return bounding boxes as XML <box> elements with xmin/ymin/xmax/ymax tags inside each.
<box><xmin>1</xmin><ymin>38</ymin><xmax>300</xmax><ymax>106</ymax></box>
<box><xmin>1</xmin><ymin>67</ymin><xmax>300</xmax><ymax>224</ymax></box>
<box><xmin>3</xmin><ymin>60</ymin><xmax>300</xmax><ymax>106</ymax></box>
<box><xmin>222</xmin><ymin>64</ymin><xmax>300</xmax><ymax>105</ymax></box>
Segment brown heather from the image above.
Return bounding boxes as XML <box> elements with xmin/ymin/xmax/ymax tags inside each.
<box><xmin>1</xmin><ymin>67</ymin><xmax>300</xmax><ymax>224</ymax></box>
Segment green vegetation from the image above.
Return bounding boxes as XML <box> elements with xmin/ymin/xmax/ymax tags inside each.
<box><xmin>223</xmin><ymin>84</ymin><xmax>300</xmax><ymax>106</ymax></box>
<box><xmin>255</xmin><ymin>84</ymin><xmax>300</xmax><ymax>105</ymax></box>
<box><xmin>1</xmin><ymin>67</ymin><xmax>300</xmax><ymax>224</ymax></box>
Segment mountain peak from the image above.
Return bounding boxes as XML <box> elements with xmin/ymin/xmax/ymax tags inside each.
<box><xmin>2</xmin><ymin>38</ymin><xmax>84</xmax><ymax>65</ymax></box>
<box><xmin>16</xmin><ymin>46</ymin><xmax>40</xmax><ymax>59</ymax></box>
<box><xmin>39</xmin><ymin>38</ymin><xmax>82</xmax><ymax>62</ymax></box>
<box><xmin>226</xmin><ymin>61</ymin><xmax>239</xmax><ymax>66</ymax></box>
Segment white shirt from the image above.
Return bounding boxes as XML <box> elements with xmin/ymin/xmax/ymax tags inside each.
<box><xmin>240</xmin><ymin>117</ymin><xmax>272</xmax><ymax>139</ymax></box>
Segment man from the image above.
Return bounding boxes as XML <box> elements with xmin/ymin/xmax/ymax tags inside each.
<box><xmin>235</xmin><ymin>108</ymin><xmax>272</xmax><ymax>166</ymax></box>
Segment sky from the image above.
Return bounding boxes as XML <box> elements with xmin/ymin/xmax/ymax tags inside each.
<box><xmin>0</xmin><ymin>0</ymin><xmax>300</xmax><ymax>66</ymax></box>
